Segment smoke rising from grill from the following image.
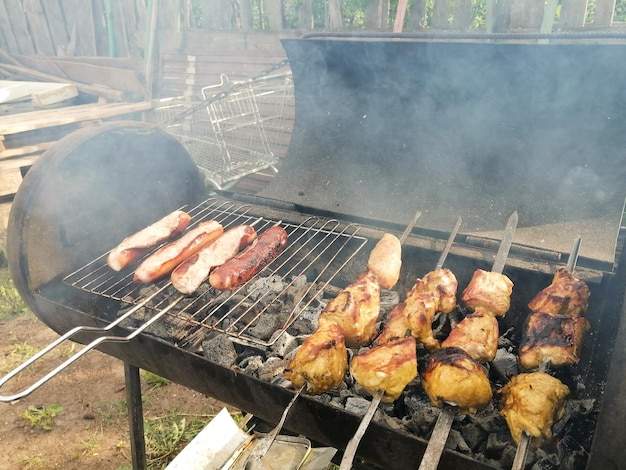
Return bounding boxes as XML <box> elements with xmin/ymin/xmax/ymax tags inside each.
<box><xmin>262</xmin><ymin>38</ymin><xmax>626</xmax><ymax>264</ymax></box>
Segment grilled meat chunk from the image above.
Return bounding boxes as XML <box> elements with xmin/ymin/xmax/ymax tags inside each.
<box><xmin>528</xmin><ymin>267</ymin><xmax>590</xmax><ymax>316</ymax></box>
<box><xmin>518</xmin><ymin>311</ymin><xmax>590</xmax><ymax>369</ymax></box>
<box><xmin>375</xmin><ymin>269</ymin><xmax>458</xmax><ymax>349</ymax></box>
<box><xmin>407</xmin><ymin>268</ymin><xmax>458</xmax><ymax>314</ymax></box>
<box><xmin>420</xmin><ymin>347</ymin><xmax>493</xmax><ymax>414</ymax></box>
<box><xmin>461</xmin><ymin>269</ymin><xmax>514</xmax><ymax>316</ymax></box>
<box><xmin>375</xmin><ymin>293</ymin><xmax>439</xmax><ymax>349</ymax></box>
<box><xmin>350</xmin><ymin>337</ymin><xmax>417</xmax><ymax>403</ymax></box>
<box><xmin>284</xmin><ymin>322</ymin><xmax>348</xmax><ymax>395</ymax></box>
<box><xmin>318</xmin><ymin>271</ymin><xmax>381</xmax><ymax>348</ymax></box>
<box><xmin>498</xmin><ymin>372</ymin><xmax>569</xmax><ymax>444</ymax></box>
<box><xmin>367</xmin><ymin>233</ymin><xmax>402</xmax><ymax>290</ymax></box>
<box><xmin>442</xmin><ymin>307</ymin><xmax>499</xmax><ymax>362</ymax></box>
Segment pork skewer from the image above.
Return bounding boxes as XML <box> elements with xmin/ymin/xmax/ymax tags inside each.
<box><xmin>508</xmin><ymin>236</ymin><xmax>586</xmax><ymax>470</ymax></box>
<box><xmin>418</xmin><ymin>210</ymin><xmax>518</xmax><ymax>470</ymax></box>
<box><xmin>339</xmin><ymin>216</ymin><xmax>462</xmax><ymax>470</ymax></box>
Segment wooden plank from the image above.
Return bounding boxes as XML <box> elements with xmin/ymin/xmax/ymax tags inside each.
<box><xmin>406</xmin><ymin>0</ymin><xmax>427</xmax><ymax>30</ymax></box>
<box><xmin>23</xmin><ymin>0</ymin><xmax>55</xmax><ymax>55</ymax></box>
<box><xmin>453</xmin><ymin>0</ymin><xmax>474</xmax><ymax>30</ymax></box>
<box><xmin>0</xmin><ymin>1</ymin><xmax>19</xmax><ymax>54</ymax></box>
<box><xmin>42</xmin><ymin>0</ymin><xmax>70</xmax><ymax>55</ymax></box>
<box><xmin>5</xmin><ymin>0</ymin><xmax>35</xmax><ymax>54</ymax></box>
<box><xmin>510</xmin><ymin>0</ymin><xmax>543</xmax><ymax>29</ymax></box>
<box><xmin>432</xmin><ymin>0</ymin><xmax>451</xmax><ymax>29</ymax></box>
<box><xmin>0</xmin><ymin>62</ymin><xmax>125</xmax><ymax>101</ymax></box>
<box><xmin>594</xmin><ymin>0</ymin><xmax>616</xmax><ymax>26</ymax></box>
<box><xmin>0</xmin><ymin>142</ymin><xmax>53</xmax><ymax>159</ymax></box>
<box><xmin>120</xmin><ymin>1</ymin><xmax>141</xmax><ymax>59</ymax></box>
<box><xmin>62</xmin><ymin>0</ymin><xmax>97</xmax><ymax>56</ymax></box>
<box><xmin>0</xmin><ymin>101</ymin><xmax>156</xmax><ymax>136</ymax></box>
<box><xmin>559</xmin><ymin>0</ymin><xmax>589</xmax><ymax>28</ymax></box>
<box><xmin>92</xmin><ymin>0</ymin><xmax>108</xmax><ymax>56</ymax></box>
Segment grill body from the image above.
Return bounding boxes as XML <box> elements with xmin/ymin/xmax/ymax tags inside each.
<box><xmin>7</xmin><ymin>36</ymin><xmax>626</xmax><ymax>470</ymax></box>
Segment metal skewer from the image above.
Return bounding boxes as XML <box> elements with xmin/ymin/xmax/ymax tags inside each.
<box><xmin>340</xmin><ymin>216</ymin><xmax>462</xmax><ymax>470</ymax></box>
<box><xmin>245</xmin><ymin>383</ymin><xmax>306</xmax><ymax>469</ymax></box>
<box><xmin>418</xmin><ymin>211</ymin><xmax>518</xmax><ymax>470</ymax></box>
<box><xmin>510</xmin><ymin>234</ymin><xmax>582</xmax><ymax>470</ymax></box>
<box><xmin>250</xmin><ymin>209</ymin><xmax>424</xmax><ymax>469</ymax></box>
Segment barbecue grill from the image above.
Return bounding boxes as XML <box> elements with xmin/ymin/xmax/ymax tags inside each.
<box><xmin>4</xmin><ymin>34</ymin><xmax>626</xmax><ymax>470</ymax></box>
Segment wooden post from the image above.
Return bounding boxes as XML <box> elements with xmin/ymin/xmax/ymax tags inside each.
<box><xmin>393</xmin><ymin>0</ymin><xmax>409</xmax><ymax>32</ymax></box>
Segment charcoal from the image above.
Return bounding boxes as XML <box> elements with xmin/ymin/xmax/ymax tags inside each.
<box><xmin>380</xmin><ymin>289</ymin><xmax>401</xmax><ymax>316</ymax></box>
<box><xmin>239</xmin><ymin>355</ymin><xmax>264</xmax><ymax>375</ymax></box>
<box><xmin>201</xmin><ymin>334</ymin><xmax>237</xmax><ymax>367</ymax></box>
<box><xmin>257</xmin><ymin>356</ymin><xmax>288</xmax><ymax>382</ymax></box>
<box><xmin>491</xmin><ymin>348</ymin><xmax>519</xmax><ymax>381</ymax></box>
<box><xmin>485</xmin><ymin>431</ymin><xmax>510</xmax><ymax>459</ymax></box>
<box><xmin>269</xmin><ymin>330</ymin><xmax>298</xmax><ymax>357</ymax></box>
<box><xmin>499</xmin><ymin>443</ymin><xmax>517</xmax><ymax>468</ymax></box>
<box><xmin>467</xmin><ymin>404</ymin><xmax>504</xmax><ymax>434</ymax></box>
<box><xmin>345</xmin><ymin>396</ymin><xmax>372</xmax><ymax>415</ymax></box>
<box><xmin>557</xmin><ymin>435</ymin><xmax>587</xmax><ymax>470</ymax></box>
<box><xmin>248</xmin><ymin>311</ymin><xmax>281</xmax><ymax>340</ymax></box>
<box><xmin>530</xmin><ymin>453</ymin><xmax>559</xmax><ymax>470</ymax></box>
<box><xmin>246</xmin><ymin>275</ymin><xmax>285</xmax><ymax>300</ymax></box>
<box><xmin>461</xmin><ymin>421</ymin><xmax>488</xmax><ymax>451</ymax></box>
<box><xmin>446</xmin><ymin>428</ymin><xmax>471</xmax><ymax>454</ymax></box>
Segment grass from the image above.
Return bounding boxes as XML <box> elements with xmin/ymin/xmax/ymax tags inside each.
<box><xmin>142</xmin><ymin>370</ymin><xmax>171</xmax><ymax>389</ymax></box>
<box><xmin>0</xmin><ymin>267</ymin><xmax>28</xmax><ymax>320</ymax></box>
<box><xmin>18</xmin><ymin>454</ymin><xmax>46</xmax><ymax>470</ymax></box>
<box><xmin>20</xmin><ymin>404</ymin><xmax>64</xmax><ymax>431</ymax></box>
<box><xmin>144</xmin><ymin>412</ymin><xmax>215</xmax><ymax>469</ymax></box>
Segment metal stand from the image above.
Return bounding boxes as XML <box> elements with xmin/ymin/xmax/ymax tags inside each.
<box><xmin>124</xmin><ymin>362</ymin><xmax>147</xmax><ymax>470</ymax></box>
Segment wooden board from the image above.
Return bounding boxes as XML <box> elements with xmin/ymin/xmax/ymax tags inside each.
<box><xmin>0</xmin><ymin>101</ymin><xmax>156</xmax><ymax>136</ymax></box>
<box><xmin>0</xmin><ymin>156</ymin><xmax>37</xmax><ymax>197</ymax></box>
<box><xmin>23</xmin><ymin>0</ymin><xmax>55</xmax><ymax>56</ymax></box>
<box><xmin>5</xmin><ymin>0</ymin><xmax>35</xmax><ymax>54</ymax></box>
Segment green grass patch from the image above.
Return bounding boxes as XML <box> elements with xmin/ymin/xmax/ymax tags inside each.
<box><xmin>142</xmin><ymin>370</ymin><xmax>171</xmax><ymax>388</ymax></box>
<box><xmin>0</xmin><ymin>268</ymin><xmax>28</xmax><ymax>319</ymax></box>
<box><xmin>144</xmin><ymin>413</ymin><xmax>217</xmax><ymax>469</ymax></box>
<box><xmin>20</xmin><ymin>404</ymin><xmax>64</xmax><ymax>431</ymax></box>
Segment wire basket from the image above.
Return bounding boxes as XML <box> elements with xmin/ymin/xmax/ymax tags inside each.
<box><xmin>155</xmin><ymin>71</ymin><xmax>294</xmax><ymax>189</ymax></box>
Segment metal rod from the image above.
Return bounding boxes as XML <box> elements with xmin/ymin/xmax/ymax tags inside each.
<box><xmin>340</xmin><ymin>216</ymin><xmax>461</xmax><ymax>469</ymax></box>
<box><xmin>125</xmin><ymin>363</ymin><xmax>147</xmax><ymax>470</ymax></box>
<box><xmin>244</xmin><ymin>384</ymin><xmax>306</xmax><ymax>468</ymax></box>
<box><xmin>512</xmin><ymin>234</ymin><xmax>583</xmax><ymax>470</ymax></box>
<box><xmin>436</xmin><ymin>217</ymin><xmax>462</xmax><ymax>270</ymax></box>
<box><xmin>417</xmin><ymin>407</ymin><xmax>455</xmax><ymax>470</ymax></box>
<box><xmin>417</xmin><ymin>212</ymin><xmax>518</xmax><ymax>470</ymax></box>
<box><xmin>339</xmin><ymin>389</ymin><xmax>384</xmax><ymax>470</ymax></box>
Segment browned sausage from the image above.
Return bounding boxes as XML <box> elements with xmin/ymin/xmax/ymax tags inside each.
<box><xmin>107</xmin><ymin>210</ymin><xmax>191</xmax><ymax>271</ymax></box>
<box><xmin>171</xmin><ymin>225</ymin><xmax>258</xmax><ymax>295</ymax></box>
<box><xmin>209</xmin><ymin>225</ymin><xmax>288</xmax><ymax>291</ymax></box>
<box><xmin>133</xmin><ymin>220</ymin><xmax>223</xmax><ymax>284</ymax></box>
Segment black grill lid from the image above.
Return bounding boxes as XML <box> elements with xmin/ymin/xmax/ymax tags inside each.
<box><xmin>260</xmin><ymin>37</ymin><xmax>626</xmax><ymax>266</ymax></box>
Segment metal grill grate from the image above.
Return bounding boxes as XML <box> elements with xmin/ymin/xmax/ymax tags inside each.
<box><xmin>155</xmin><ymin>72</ymin><xmax>294</xmax><ymax>190</ymax></box>
<box><xmin>63</xmin><ymin>198</ymin><xmax>368</xmax><ymax>346</ymax></box>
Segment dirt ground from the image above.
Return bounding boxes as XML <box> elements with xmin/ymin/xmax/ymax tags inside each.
<box><xmin>0</xmin><ymin>310</ymin><xmax>229</xmax><ymax>470</ymax></box>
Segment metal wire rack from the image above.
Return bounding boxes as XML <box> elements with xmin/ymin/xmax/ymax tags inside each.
<box><xmin>155</xmin><ymin>72</ymin><xmax>294</xmax><ymax>190</ymax></box>
<box><xmin>62</xmin><ymin>198</ymin><xmax>369</xmax><ymax>347</ymax></box>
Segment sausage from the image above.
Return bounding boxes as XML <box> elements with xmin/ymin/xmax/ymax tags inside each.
<box><xmin>171</xmin><ymin>225</ymin><xmax>258</xmax><ymax>295</ymax></box>
<box><xmin>133</xmin><ymin>220</ymin><xmax>223</xmax><ymax>284</ymax></box>
<box><xmin>209</xmin><ymin>225</ymin><xmax>289</xmax><ymax>291</ymax></box>
<box><xmin>107</xmin><ymin>210</ymin><xmax>191</xmax><ymax>271</ymax></box>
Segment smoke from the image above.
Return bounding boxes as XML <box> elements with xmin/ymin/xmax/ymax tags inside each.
<box><xmin>265</xmin><ymin>38</ymin><xmax>626</xmax><ymax>259</ymax></box>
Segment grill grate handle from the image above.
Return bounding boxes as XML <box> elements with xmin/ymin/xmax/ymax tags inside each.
<box><xmin>0</xmin><ymin>285</ymin><xmax>183</xmax><ymax>402</ymax></box>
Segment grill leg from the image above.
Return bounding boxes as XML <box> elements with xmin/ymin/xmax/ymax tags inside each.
<box><xmin>125</xmin><ymin>362</ymin><xmax>147</xmax><ymax>470</ymax></box>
